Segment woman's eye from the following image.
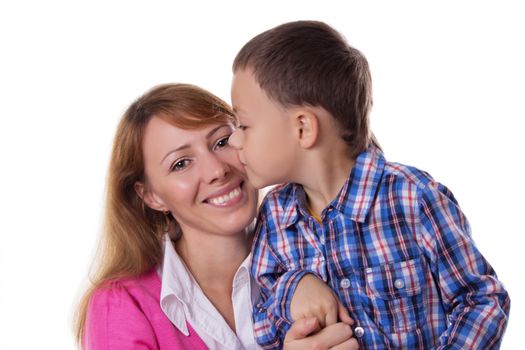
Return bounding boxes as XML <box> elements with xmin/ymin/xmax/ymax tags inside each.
<box><xmin>170</xmin><ymin>159</ymin><xmax>190</xmax><ymax>172</ymax></box>
<box><xmin>214</xmin><ymin>136</ymin><xmax>230</xmax><ymax>149</ymax></box>
<box><xmin>237</xmin><ymin>124</ymin><xmax>247</xmax><ymax>131</ymax></box>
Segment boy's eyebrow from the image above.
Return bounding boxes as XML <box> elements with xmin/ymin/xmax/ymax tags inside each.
<box><xmin>232</xmin><ymin>106</ymin><xmax>244</xmax><ymax>115</ymax></box>
<box><xmin>160</xmin><ymin>125</ymin><xmax>230</xmax><ymax>165</ymax></box>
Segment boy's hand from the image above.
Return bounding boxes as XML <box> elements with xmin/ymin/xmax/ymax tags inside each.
<box><xmin>284</xmin><ymin>317</ymin><xmax>359</xmax><ymax>350</ymax></box>
<box><xmin>290</xmin><ymin>274</ymin><xmax>354</xmax><ymax>328</ymax></box>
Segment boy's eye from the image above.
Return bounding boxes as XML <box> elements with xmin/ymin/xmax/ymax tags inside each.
<box><xmin>235</xmin><ymin>119</ymin><xmax>247</xmax><ymax>130</ymax></box>
<box><xmin>170</xmin><ymin>159</ymin><xmax>191</xmax><ymax>172</ymax></box>
<box><xmin>214</xmin><ymin>135</ymin><xmax>230</xmax><ymax>149</ymax></box>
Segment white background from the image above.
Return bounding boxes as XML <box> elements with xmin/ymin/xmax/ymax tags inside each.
<box><xmin>0</xmin><ymin>1</ymin><xmax>523</xmax><ymax>348</ymax></box>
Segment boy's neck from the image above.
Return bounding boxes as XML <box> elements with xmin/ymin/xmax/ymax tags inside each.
<box><xmin>297</xmin><ymin>143</ymin><xmax>355</xmax><ymax>217</ymax></box>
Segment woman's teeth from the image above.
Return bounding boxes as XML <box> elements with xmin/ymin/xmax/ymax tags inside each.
<box><xmin>208</xmin><ymin>187</ymin><xmax>241</xmax><ymax>205</ymax></box>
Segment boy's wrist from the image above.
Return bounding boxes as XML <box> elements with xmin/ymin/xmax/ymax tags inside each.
<box><xmin>277</xmin><ymin>270</ymin><xmax>324</xmax><ymax>323</ymax></box>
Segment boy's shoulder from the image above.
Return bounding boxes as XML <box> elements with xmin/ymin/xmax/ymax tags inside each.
<box><xmin>357</xmin><ymin>145</ymin><xmax>439</xmax><ymax>194</ymax></box>
<box><xmin>383</xmin><ymin>159</ymin><xmax>436</xmax><ymax>191</ymax></box>
<box><xmin>381</xmin><ymin>159</ymin><xmax>459</xmax><ymax>205</ymax></box>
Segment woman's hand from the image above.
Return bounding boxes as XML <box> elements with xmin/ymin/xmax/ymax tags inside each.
<box><xmin>283</xmin><ymin>317</ymin><xmax>359</xmax><ymax>350</ymax></box>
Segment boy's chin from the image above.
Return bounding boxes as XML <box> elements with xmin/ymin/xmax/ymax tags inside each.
<box><xmin>246</xmin><ymin>176</ymin><xmax>271</xmax><ymax>190</ymax></box>
<box><xmin>245</xmin><ymin>169</ymin><xmax>281</xmax><ymax>190</ymax></box>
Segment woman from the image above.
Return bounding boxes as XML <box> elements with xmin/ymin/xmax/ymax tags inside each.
<box><xmin>75</xmin><ymin>83</ymin><xmax>355</xmax><ymax>349</ymax></box>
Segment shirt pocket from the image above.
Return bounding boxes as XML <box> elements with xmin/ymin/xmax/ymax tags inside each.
<box><xmin>363</xmin><ymin>257</ymin><xmax>427</xmax><ymax>333</ymax></box>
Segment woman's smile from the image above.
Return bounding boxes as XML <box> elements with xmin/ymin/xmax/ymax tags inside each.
<box><xmin>205</xmin><ymin>181</ymin><xmax>244</xmax><ymax>207</ymax></box>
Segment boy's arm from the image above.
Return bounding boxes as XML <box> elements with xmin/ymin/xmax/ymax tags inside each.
<box><xmin>251</xmin><ymin>213</ymin><xmax>327</xmax><ymax>349</ymax></box>
<box><xmin>291</xmin><ymin>274</ymin><xmax>353</xmax><ymax>328</ymax></box>
<box><xmin>419</xmin><ymin>182</ymin><xmax>510</xmax><ymax>349</ymax></box>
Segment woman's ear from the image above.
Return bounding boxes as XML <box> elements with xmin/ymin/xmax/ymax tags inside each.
<box><xmin>134</xmin><ymin>181</ymin><xmax>168</xmax><ymax>212</ymax></box>
<box><xmin>294</xmin><ymin>109</ymin><xmax>319</xmax><ymax>149</ymax></box>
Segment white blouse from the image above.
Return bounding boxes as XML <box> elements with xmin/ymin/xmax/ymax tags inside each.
<box><xmin>158</xmin><ymin>234</ymin><xmax>261</xmax><ymax>350</ymax></box>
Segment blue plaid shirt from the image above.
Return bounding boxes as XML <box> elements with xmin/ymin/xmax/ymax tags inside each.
<box><xmin>251</xmin><ymin>146</ymin><xmax>510</xmax><ymax>349</ymax></box>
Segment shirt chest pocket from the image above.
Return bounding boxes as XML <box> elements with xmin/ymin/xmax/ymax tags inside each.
<box><xmin>362</xmin><ymin>257</ymin><xmax>427</xmax><ymax>333</ymax></box>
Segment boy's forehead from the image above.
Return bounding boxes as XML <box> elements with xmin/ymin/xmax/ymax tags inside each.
<box><xmin>231</xmin><ymin>69</ymin><xmax>258</xmax><ymax>109</ymax></box>
<box><xmin>232</xmin><ymin>67</ymin><xmax>292</xmax><ymax>115</ymax></box>
<box><xmin>233</xmin><ymin>67</ymin><xmax>261</xmax><ymax>90</ymax></box>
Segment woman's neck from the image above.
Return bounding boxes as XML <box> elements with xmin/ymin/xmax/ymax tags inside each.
<box><xmin>174</xmin><ymin>229</ymin><xmax>250</xmax><ymax>290</ymax></box>
<box><xmin>174</xmin><ymin>229</ymin><xmax>250</xmax><ymax>332</ymax></box>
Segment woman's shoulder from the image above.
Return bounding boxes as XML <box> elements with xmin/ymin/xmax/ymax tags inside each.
<box><xmin>84</xmin><ymin>269</ymin><xmax>163</xmax><ymax>348</ymax></box>
<box><xmin>85</xmin><ymin>268</ymin><xmax>208</xmax><ymax>349</ymax></box>
<box><xmin>90</xmin><ymin>269</ymin><xmax>162</xmax><ymax>310</ymax></box>
<box><xmin>86</xmin><ymin>269</ymin><xmax>162</xmax><ymax>327</ymax></box>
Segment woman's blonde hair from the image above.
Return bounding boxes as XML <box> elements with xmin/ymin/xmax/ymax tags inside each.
<box><xmin>74</xmin><ymin>83</ymin><xmax>235</xmax><ymax>345</ymax></box>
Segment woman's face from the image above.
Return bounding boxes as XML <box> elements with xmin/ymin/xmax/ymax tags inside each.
<box><xmin>139</xmin><ymin>116</ymin><xmax>257</xmax><ymax>237</ymax></box>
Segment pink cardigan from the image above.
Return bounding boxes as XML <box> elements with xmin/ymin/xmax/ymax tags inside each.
<box><xmin>83</xmin><ymin>269</ymin><xmax>208</xmax><ymax>349</ymax></box>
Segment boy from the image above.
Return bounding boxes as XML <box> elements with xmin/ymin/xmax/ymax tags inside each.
<box><xmin>228</xmin><ymin>21</ymin><xmax>510</xmax><ymax>349</ymax></box>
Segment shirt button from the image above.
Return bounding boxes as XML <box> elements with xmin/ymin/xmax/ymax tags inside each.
<box><xmin>394</xmin><ymin>278</ymin><xmax>405</xmax><ymax>289</ymax></box>
<box><xmin>340</xmin><ymin>278</ymin><xmax>351</xmax><ymax>289</ymax></box>
<box><xmin>354</xmin><ymin>326</ymin><xmax>365</xmax><ymax>338</ymax></box>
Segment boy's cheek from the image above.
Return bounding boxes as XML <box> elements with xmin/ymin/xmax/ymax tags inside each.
<box><xmin>244</xmin><ymin>170</ymin><xmax>267</xmax><ymax>190</ymax></box>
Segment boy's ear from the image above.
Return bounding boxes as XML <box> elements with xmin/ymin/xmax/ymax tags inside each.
<box><xmin>293</xmin><ymin>109</ymin><xmax>319</xmax><ymax>149</ymax></box>
<box><xmin>134</xmin><ymin>181</ymin><xmax>168</xmax><ymax>212</ymax></box>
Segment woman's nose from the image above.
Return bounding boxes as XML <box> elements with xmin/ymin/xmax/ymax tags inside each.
<box><xmin>203</xmin><ymin>153</ymin><xmax>230</xmax><ymax>183</ymax></box>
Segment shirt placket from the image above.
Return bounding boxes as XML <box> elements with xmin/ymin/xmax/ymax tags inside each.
<box><xmin>322</xmin><ymin>214</ymin><xmax>379</xmax><ymax>348</ymax></box>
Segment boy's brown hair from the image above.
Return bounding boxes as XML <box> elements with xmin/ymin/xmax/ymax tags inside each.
<box><xmin>233</xmin><ymin>20</ymin><xmax>375</xmax><ymax>157</ymax></box>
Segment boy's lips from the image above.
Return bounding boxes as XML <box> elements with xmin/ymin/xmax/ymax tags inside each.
<box><xmin>239</xmin><ymin>158</ymin><xmax>248</xmax><ymax>168</ymax></box>
<box><xmin>237</xmin><ymin>154</ymin><xmax>247</xmax><ymax>167</ymax></box>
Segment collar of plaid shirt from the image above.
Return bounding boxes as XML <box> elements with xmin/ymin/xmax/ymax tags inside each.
<box><xmin>282</xmin><ymin>145</ymin><xmax>386</xmax><ymax>227</ymax></box>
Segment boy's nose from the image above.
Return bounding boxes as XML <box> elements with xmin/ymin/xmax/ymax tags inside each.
<box><xmin>229</xmin><ymin>129</ymin><xmax>242</xmax><ymax>149</ymax></box>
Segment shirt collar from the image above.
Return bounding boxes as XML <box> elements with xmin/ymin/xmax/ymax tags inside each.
<box><xmin>158</xmin><ymin>234</ymin><xmax>194</xmax><ymax>335</ymax></box>
<box><xmin>336</xmin><ymin>145</ymin><xmax>385</xmax><ymax>222</ymax></box>
<box><xmin>286</xmin><ymin>145</ymin><xmax>385</xmax><ymax>226</ymax></box>
<box><xmin>269</xmin><ymin>184</ymin><xmax>302</xmax><ymax>229</ymax></box>
<box><xmin>158</xmin><ymin>234</ymin><xmax>254</xmax><ymax>338</ymax></box>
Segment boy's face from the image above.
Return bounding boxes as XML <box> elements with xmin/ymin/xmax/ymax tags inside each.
<box><xmin>229</xmin><ymin>68</ymin><xmax>298</xmax><ymax>189</ymax></box>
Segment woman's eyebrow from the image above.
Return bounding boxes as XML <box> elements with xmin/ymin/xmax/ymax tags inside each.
<box><xmin>160</xmin><ymin>125</ymin><xmax>231</xmax><ymax>164</ymax></box>
<box><xmin>160</xmin><ymin>144</ymin><xmax>190</xmax><ymax>165</ymax></box>
<box><xmin>206</xmin><ymin>125</ymin><xmax>231</xmax><ymax>139</ymax></box>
